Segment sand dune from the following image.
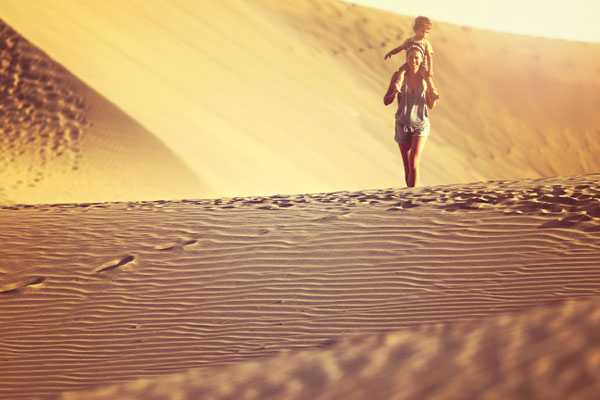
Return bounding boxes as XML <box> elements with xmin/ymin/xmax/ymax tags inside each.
<box><xmin>0</xmin><ymin>19</ymin><xmax>205</xmax><ymax>204</ymax></box>
<box><xmin>0</xmin><ymin>0</ymin><xmax>598</xmax><ymax>201</ymax></box>
<box><xmin>1</xmin><ymin>174</ymin><xmax>599</xmax><ymax>399</ymax></box>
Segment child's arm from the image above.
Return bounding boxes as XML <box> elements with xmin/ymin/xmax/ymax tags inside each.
<box><xmin>384</xmin><ymin>45</ymin><xmax>403</xmax><ymax>60</ymax></box>
<box><xmin>384</xmin><ymin>38</ymin><xmax>410</xmax><ymax>60</ymax></box>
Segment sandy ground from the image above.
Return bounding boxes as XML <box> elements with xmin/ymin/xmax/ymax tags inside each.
<box><xmin>0</xmin><ymin>0</ymin><xmax>599</xmax><ymax>399</ymax></box>
<box><xmin>0</xmin><ymin>0</ymin><xmax>598</xmax><ymax>201</ymax></box>
<box><xmin>1</xmin><ymin>174</ymin><xmax>600</xmax><ymax>399</ymax></box>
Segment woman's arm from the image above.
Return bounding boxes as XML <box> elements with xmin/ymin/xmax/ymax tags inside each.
<box><xmin>383</xmin><ymin>71</ymin><xmax>400</xmax><ymax>106</ymax></box>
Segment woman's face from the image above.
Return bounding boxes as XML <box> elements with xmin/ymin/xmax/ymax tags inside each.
<box><xmin>406</xmin><ymin>49</ymin><xmax>423</xmax><ymax>70</ymax></box>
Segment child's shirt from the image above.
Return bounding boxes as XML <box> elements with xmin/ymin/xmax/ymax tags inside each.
<box><xmin>401</xmin><ymin>36</ymin><xmax>434</xmax><ymax>57</ymax></box>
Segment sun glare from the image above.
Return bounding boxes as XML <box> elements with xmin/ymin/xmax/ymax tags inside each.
<box><xmin>344</xmin><ymin>0</ymin><xmax>600</xmax><ymax>43</ymax></box>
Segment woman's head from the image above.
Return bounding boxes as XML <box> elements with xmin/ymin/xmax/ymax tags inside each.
<box><xmin>406</xmin><ymin>45</ymin><xmax>424</xmax><ymax>70</ymax></box>
<box><xmin>413</xmin><ymin>16</ymin><xmax>433</xmax><ymax>39</ymax></box>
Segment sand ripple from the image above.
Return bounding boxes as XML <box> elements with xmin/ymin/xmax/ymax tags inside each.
<box><xmin>60</xmin><ymin>296</ymin><xmax>600</xmax><ymax>400</ymax></box>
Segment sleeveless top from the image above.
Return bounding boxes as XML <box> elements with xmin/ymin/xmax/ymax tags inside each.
<box><xmin>395</xmin><ymin>77</ymin><xmax>430</xmax><ymax>129</ymax></box>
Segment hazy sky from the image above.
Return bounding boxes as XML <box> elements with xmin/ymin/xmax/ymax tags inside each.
<box><xmin>343</xmin><ymin>0</ymin><xmax>600</xmax><ymax>43</ymax></box>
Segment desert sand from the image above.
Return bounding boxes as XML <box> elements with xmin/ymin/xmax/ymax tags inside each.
<box><xmin>1</xmin><ymin>174</ymin><xmax>600</xmax><ymax>399</ymax></box>
<box><xmin>0</xmin><ymin>0</ymin><xmax>600</xmax><ymax>399</ymax></box>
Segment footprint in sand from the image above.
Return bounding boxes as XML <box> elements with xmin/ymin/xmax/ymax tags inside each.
<box><xmin>313</xmin><ymin>215</ymin><xmax>339</xmax><ymax>223</ymax></box>
<box><xmin>312</xmin><ymin>211</ymin><xmax>352</xmax><ymax>223</ymax></box>
<box><xmin>386</xmin><ymin>200</ymin><xmax>420</xmax><ymax>211</ymax></box>
<box><xmin>95</xmin><ymin>255</ymin><xmax>135</xmax><ymax>273</ymax></box>
<box><xmin>274</xmin><ymin>200</ymin><xmax>295</xmax><ymax>208</ymax></box>
<box><xmin>154</xmin><ymin>239</ymin><xmax>199</xmax><ymax>251</ymax></box>
<box><xmin>257</xmin><ymin>225</ymin><xmax>286</xmax><ymax>235</ymax></box>
<box><xmin>587</xmin><ymin>206</ymin><xmax>600</xmax><ymax>218</ymax></box>
<box><xmin>539</xmin><ymin>212</ymin><xmax>595</xmax><ymax>229</ymax></box>
<box><xmin>0</xmin><ymin>276</ymin><xmax>46</xmax><ymax>295</ymax></box>
<box><xmin>242</xmin><ymin>197</ymin><xmax>271</xmax><ymax>206</ymax></box>
<box><xmin>155</xmin><ymin>243</ymin><xmax>178</xmax><ymax>252</ymax></box>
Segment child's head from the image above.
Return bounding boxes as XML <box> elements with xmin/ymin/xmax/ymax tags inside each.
<box><xmin>413</xmin><ymin>16</ymin><xmax>433</xmax><ymax>38</ymax></box>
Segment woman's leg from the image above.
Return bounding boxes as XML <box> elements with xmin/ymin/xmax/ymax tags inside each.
<box><xmin>398</xmin><ymin>142</ymin><xmax>412</xmax><ymax>186</ymax></box>
<box><xmin>407</xmin><ymin>136</ymin><xmax>428</xmax><ymax>187</ymax></box>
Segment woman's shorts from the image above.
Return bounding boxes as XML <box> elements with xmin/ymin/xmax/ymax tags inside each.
<box><xmin>394</xmin><ymin>121</ymin><xmax>430</xmax><ymax>144</ymax></box>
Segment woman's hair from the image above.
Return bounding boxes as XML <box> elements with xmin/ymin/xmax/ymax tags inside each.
<box><xmin>406</xmin><ymin>45</ymin><xmax>424</xmax><ymax>59</ymax></box>
<box><xmin>413</xmin><ymin>16</ymin><xmax>433</xmax><ymax>32</ymax></box>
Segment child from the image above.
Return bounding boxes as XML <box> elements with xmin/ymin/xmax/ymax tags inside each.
<box><xmin>385</xmin><ymin>16</ymin><xmax>439</xmax><ymax>100</ymax></box>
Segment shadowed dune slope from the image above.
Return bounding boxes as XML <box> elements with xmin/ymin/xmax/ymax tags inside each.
<box><xmin>0</xmin><ymin>0</ymin><xmax>598</xmax><ymax>199</ymax></box>
<box><xmin>0</xmin><ymin>19</ymin><xmax>206</xmax><ymax>204</ymax></box>
<box><xmin>0</xmin><ymin>174</ymin><xmax>599</xmax><ymax>399</ymax></box>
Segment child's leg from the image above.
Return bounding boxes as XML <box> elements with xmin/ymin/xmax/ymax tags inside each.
<box><xmin>420</xmin><ymin>68</ymin><xmax>440</xmax><ymax>100</ymax></box>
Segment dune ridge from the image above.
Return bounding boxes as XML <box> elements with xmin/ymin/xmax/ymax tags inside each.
<box><xmin>0</xmin><ymin>0</ymin><xmax>598</xmax><ymax>201</ymax></box>
<box><xmin>0</xmin><ymin>174</ymin><xmax>599</xmax><ymax>399</ymax></box>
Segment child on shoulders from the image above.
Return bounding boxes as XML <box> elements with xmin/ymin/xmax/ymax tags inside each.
<box><xmin>385</xmin><ymin>16</ymin><xmax>440</xmax><ymax>100</ymax></box>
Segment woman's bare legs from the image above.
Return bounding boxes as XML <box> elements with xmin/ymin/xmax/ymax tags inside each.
<box><xmin>407</xmin><ymin>136</ymin><xmax>428</xmax><ymax>187</ymax></box>
<box><xmin>398</xmin><ymin>142</ymin><xmax>411</xmax><ymax>186</ymax></box>
<box><xmin>398</xmin><ymin>135</ymin><xmax>428</xmax><ymax>187</ymax></box>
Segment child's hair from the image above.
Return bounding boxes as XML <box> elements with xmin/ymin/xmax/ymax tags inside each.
<box><xmin>413</xmin><ymin>16</ymin><xmax>433</xmax><ymax>32</ymax></box>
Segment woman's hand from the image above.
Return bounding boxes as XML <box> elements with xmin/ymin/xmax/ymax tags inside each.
<box><xmin>384</xmin><ymin>71</ymin><xmax>400</xmax><ymax>105</ymax></box>
<box><xmin>425</xmin><ymin>89</ymin><xmax>438</xmax><ymax>109</ymax></box>
<box><xmin>394</xmin><ymin>80</ymin><xmax>403</xmax><ymax>93</ymax></box>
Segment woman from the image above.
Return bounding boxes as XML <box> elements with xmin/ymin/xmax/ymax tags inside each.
<box><xmin>384</xmin><ymin>45</ymin><xmax>438</xmax><ymax>187</ymax></box>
